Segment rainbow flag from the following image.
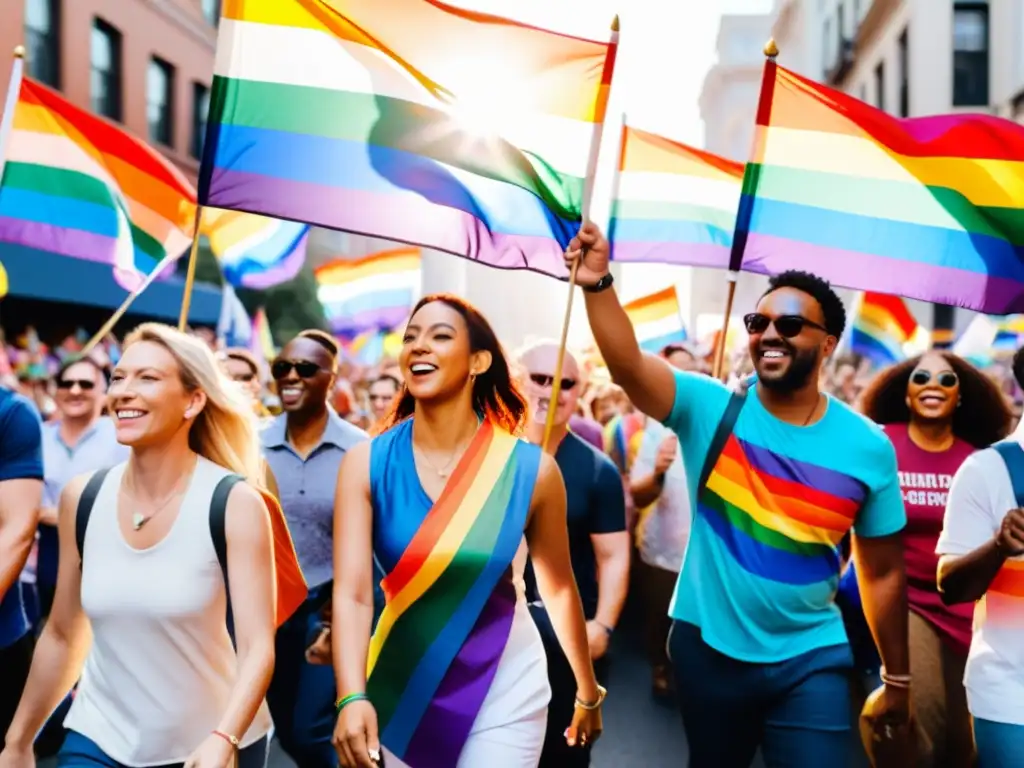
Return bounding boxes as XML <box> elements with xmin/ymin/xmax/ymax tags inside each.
<box><xmin>849</xmin><ymin>291</ymin><xmax>919</xmax><ymax>366</ymax></box>
<box><xmin>623</xmin><ymin>286</ymin><xmax>687</xmax><ymax>353</ymax></box>
<box><xmin>202</xmin><ymin>209</ymin><xmax>309</xmax><ymax>289</ymax></box>
<box><xmin>366</xmin><ymin>419</ymin><xmax>538</xmax><ymax>764</ymax></box>
<box><xmin>993</xmin><ymin>315</ymin><xmax>1024</xmax><ymax>351</ymax></box>
<box><xmin>603</xmin><ymin>411</ymin><xmax>645</xmax><ymax>475</ymax></box>
<box><xmin>199</xmin><ymin>0</ymin><xmax>616</xmax><ymax>278</ymax></box>
<box><xmin>0</xmin><ymin>76</ymin><xmax>196</xmax><ymax>291</ymax></box>
<box><xmin>344</xmin><ymin>329</ymin><xmax>385</xmax><ymax>365</ymax></box>
<box><xmin>316</xmin><ymin>248</ymin><xmax>420</xmax><ymax>337</ymax></box>
<box><xmin>610</xmin><ymin>125</ymin><xmax>743</xmax><ymax>268</ymax></box>
<box><xmin>733</xmin><ymin>63</ymin><xmax>1024</xmax><ymax>314</ymax></box>
<box><xmin>249</xmin><ymin>308</ymin><xmax>276</xmax><ymax>364</ymax></box>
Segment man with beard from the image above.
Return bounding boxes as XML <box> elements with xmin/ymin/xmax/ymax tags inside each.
<box><xmin>564</xmin><ymin>222</ymin><xmax>912</xmax><ymax>766</ymax></box>
<box><xmin>518</xmin><ymin>340</ymin><xmax>630</xmax><ymax>768</ymax></box>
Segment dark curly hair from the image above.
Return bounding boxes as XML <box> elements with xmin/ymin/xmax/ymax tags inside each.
<box><xmin>762</xmin><ymin>270</ymin><xmax>847</xmax><ymax>339</ymax></box>
<box><xmin>376</xmin><ymin>294</ymin><xmax>528</xmax><ymax>436</ymax></box>
<box><xmin>859</xmin><ymin>351</ymin><xmax>1012</xmax><ymax>448</ymax></box>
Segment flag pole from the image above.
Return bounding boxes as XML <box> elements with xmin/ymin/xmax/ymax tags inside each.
<box><xmin>542</xmin><ymin>14</ymin><xmax>620</xmax><ymax>452</ymax></box>
<box><xmin>711</xmin><ymin>37</ymin><xmax>779</xmax><ymax>381</ymax></box>
<box><xmin>0</xmin><ymin>47</ymin><xmax>27</xmax><ymax>188</ymax></box>
<box><xmin>177</xmin><ymin>204</ymin><xmax>205</xmax><ymax>330</ymax></box>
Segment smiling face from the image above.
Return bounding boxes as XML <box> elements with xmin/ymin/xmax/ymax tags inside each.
<box><xmin>55</xmin><ymin>360</ymin><xmax>104</xmax><ymax>421</ymax></box>
<box><xmin>368</xmin><ymin>376</ymin><xmax>399</xmax><ymax>419</ymax></box>
<box><xmin>222</xmin><ymin>356</ymin><xmax>262</xmax><ymax>403</ymax></box>
<box><xmin>272</xmin><ymin>337</ymin><xmax>335</xmax><ymax>414</ymax></box>
<box><xmin>747</xmin><ymin>287</ymin><xmax>836</xmax><ymax>392</ymax></box>
<box><xmin>107</xmin><ymin>340</ymin><xmax>205</xmax><ymax>448</ymax></box>
<box><xmin>400</xmin><ymin>300</ymin><xmax>489</xmax><ymax>404</ymax></box>
<box><xmin>906</xmin><ymin>352</ymin><xmax>959</xmax><ymax>423</ymax></box>
<box><xmin>521</xmin><ymin>344</ymin><xmax>580</xmax><ymax>427</ymax></box>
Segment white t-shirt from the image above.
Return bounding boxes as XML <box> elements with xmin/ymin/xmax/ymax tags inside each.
<box><xmin>937</xmin><ymin>447</ymin><xmax>1024</xmax><ymax>726</ymax></box>
<box><xmin>630</xmin><ymin>419</ymin><xmax>691</xmax><ymax>572</ymax></box>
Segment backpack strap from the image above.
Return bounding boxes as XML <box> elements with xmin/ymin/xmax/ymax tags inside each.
<box><xmin>210</xmin><ymin>474</ymin><xmax>244</xmax><ymax>642</ymax></box>
<box><xmin>76</xmin><ymin>468</ymin><xmax>112</xmax><ymax>569</ymax></box>
<box><xmin>697</xmin><ymin>378</ymin><xmax>751</xmax><ymax>494</ymax></box>
<box><xmin>992</xmin><ymin>441</ymin><xmax>1024</xmax><ymax>508</ymax></box>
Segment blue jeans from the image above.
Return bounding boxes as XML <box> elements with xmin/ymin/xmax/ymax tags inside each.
<box><xmin>266</xmin><ymin>583</ymin><xmax>337</xmax><ymax>768</ymax></box>
<box><xmin>57</xmin><ymin>731</ymin><xmax>268</xmax><ymax>768</ymax></box>
<box><xmin>669</xmin><ymin>620</ymin><xmax>854</xmax><ymax>768</ymax></box>
<box><xmin>974</xmin><ymin>718</ymin><xmax>1024</xmax><ymax>767</ymax></box>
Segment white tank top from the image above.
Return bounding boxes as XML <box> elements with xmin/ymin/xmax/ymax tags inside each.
<box><xmin>64</xmin><ymin>457</ymin><xmax>273</xmax><ymax>767</ymax></box>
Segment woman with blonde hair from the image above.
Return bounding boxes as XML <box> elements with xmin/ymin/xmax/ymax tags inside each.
<box><xmin>0</xmin><ymin>323</ymin><xmax>302</xmax><ymax>768</ymax></box>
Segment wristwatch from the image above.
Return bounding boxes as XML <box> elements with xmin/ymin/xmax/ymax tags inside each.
<box><xmin>582</xmin><ymin>272</ymin><xmax>614</xmax><ymax>293</ymax></box>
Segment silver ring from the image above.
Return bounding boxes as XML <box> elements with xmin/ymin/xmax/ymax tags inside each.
<box><xmin>368</xmin><ymin>748</ymin><xmax>381</xmax><ymax>763</ymax></box>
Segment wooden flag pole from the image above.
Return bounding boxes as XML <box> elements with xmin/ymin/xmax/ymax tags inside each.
<box><xmin>711</xmin><ymin>37</ymin><xmax>779</xmax><ymax>381</ymax></box>
<box><xmin>541</xmin><ymin>14</ymin><xmax>619</xmax><ymax>453</ymax></box>
<box><xmin>177</xmin><ymin>204</ymin><xmax>205</xmax><ymax>331</ymax></box>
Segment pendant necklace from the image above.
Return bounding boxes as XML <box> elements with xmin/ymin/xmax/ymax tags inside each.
<box><xmin>414</xmin><ymin>437</ymin><xmax>471</xmax><ymax>479</ymax></box>
<box><xmin>122</xmin><ymin>465</ymin><xmax>193</xmax><ymax>531</ymax></box>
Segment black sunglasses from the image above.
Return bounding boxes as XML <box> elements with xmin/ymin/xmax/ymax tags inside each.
<box><xmin>743</xmin><ymin>313</ymin><xmax>829</xmax><ymax>338</ymax></box>
<box><xmin>271</xmin><ymin>359</ymin><xmax>323</xmax><ymax>380</ymax></box>
<box><xmin>529</xmin><ymin>373</ymin><xmax>577</xmax><ymax>390</ymax></box>
<box><xmin>57</xmin><ymin>378</ymin><xmax>96</xmax><ymax>391</ymax></box>
<box><xmin>910</xmin><ymin>370</ymin><xmax>958</xmax><ymax>388</ymax></box>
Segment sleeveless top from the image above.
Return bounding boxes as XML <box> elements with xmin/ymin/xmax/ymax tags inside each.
<box><xmin>367</xmin><ymin>419</ymin><xmax>549</xmax><ymax>767</ymax></box>
<box><xmin>64</xmin><ymin>457</ymin><xmax>273</xmax><ymax>767</ymax></box>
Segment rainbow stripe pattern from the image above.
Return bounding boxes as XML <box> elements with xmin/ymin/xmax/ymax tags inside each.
<box><xmin>604</xmin><ymin>412</ymin><xmax>645</xmax><ymax>475</ymax></box>
<box><xmin>366</xmin><ymin>420</ymin><xmax>539</xmax><ymax>765</ymax></box>
<box><xmin>200</xmin><ymin>0</ymin><xmax>616</xmax><ymax>278</ymax></box>
<box><xmin>735</xmin><ymin>63</ymin><xmax>1024</xmax><ymax>313</ymax></box>
<box><xmin>315</xmin><ymin>248</ymin><xmax>420</xmax><ymax>337</ymax></box>
<box><xmin>202</xmin><ymin>209</ymin><xmax>309</xmax><ymax>289</ymax></box>
<box><xmin>850</xmin><ymin>291</ymin><xmax>919</xmax><ymax>366</ymax></box>
<box><xmin>610</xmin><ymin>125</ymin><xmax>742</xmax><ymax>268</ymax></box>
<box><xmin>624</xmin><ymin>286</ymin><xmax>688</xmax><ymax>354</ymax></box>
<box><xmin>0</xmin><ymin>77</ymin><xmax>196</xmax><ymax>291</ymax></box>
<box><xmin>701</xmin><ymin>434</ymin><xmax>863</xmax><ymax>585</ymax></box>
<box><xmin>980</xmin><ymin>559</ymin><xmax>1024</xmax><ymax>629</ymax></box>
<box><xmin>993</xmin><ymin>315</ymin><xmax>1024</xmax><ymax>352</ymax></box>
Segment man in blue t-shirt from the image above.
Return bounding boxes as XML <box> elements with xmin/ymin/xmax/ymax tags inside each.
<box><xmin>564</xmin><ymin>222</ymin><xmax>913</xmax><ymax>766</ymax></box>
<box><xmin>0</xmin><ymin>387</ymin><xmax>44</xmax><ymax>735</ymax></box>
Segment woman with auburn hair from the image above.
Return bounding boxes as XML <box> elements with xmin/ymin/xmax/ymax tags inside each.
<box><xmin>331</xmin><ymin>294</ymin><xmax>604</xmax><ymax>768</ymax></box>
<box><xmin>855</xmin><ymin>350</ymin><xmax>1012</xmax><ymax>767</ymax></box>
<box><xmin>0</xmin><ymin>323</ymin><xmax>291</xmax><ymax>768</ymax></box>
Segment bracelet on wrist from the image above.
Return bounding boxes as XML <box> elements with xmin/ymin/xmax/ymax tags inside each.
<box><xmin>212</xmin><ymin>730</ymin><xmax>239</xmax><ymax>750</ymax></box>
<box><xmin>574</xmin><ymin>684</ymin><xmax>607</xmax><ymax>711</ymax></box>
<box><xmin>335</xmin><ymin>692</ymin><xmax>370</xmax><ymax>714</ymax></box>
<box><xmin>880</xmin><ymin>668</ymin><xmax>912</xmax><ymax>689</ymax></box>
<box><xmin>595</xmin><ymin>621</ymin><xmax>614</xmax><ymax>637</ymax></box>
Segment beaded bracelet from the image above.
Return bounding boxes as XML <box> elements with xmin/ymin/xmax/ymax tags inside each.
<box><xmin>574</xmin><ymin>684</ymin><xmax>608</xmax><ymax>711</ymax></box>
<box><xmin>336</xmin><ymin>692</ymin><xmax>370</xmax><ymax>714</ymax></box>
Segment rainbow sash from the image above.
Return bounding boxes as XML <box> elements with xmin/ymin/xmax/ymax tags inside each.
<box><xmin>366</xmin><ymin>420</ymin><xmax>540</xmax><ymax>766</ymax></box>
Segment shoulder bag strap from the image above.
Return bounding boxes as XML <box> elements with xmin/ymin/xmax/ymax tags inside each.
<box><xmin>210</xmin><ymin>474</ymin><xmax>244</xmax><ymax>643</ymax></box>
<box><xmin>697</xmin><ymin>378</ymin><xmax>751</xmax><ymax>494</ymax></box>
<box><xmin>76</xmin><ymin>468</ymin><xmax>112</xmax><ymax>570</ymax></box>
<box><xmin>992</xmin><ymin>442</ymin><xmax>1024</xmax><ymax>508</ymax></box>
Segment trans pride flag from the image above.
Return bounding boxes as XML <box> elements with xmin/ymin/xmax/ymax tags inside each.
<box><xmin>0</xmin><ymin>76</ymin><xmax>196</xmax><ymax>291</ymax></box>
<box><xmin>202</xmin><ymin>209</ymin><xmax>309</xmax><ymax>289</ymax></box>
<box><xmin>849</xmin><ymin>291</ymin><xmax>920</xmax><ymax>367</ymax></box>
<box><xmin>734</xmin><ymin>63</ymin><xmax>1024</xmax><ymax>313</ymax></box>
<box><xmin>623</xmin><ymin>286</ymin><xmax>687</xmax><ymax>354</ymax></box>
<box><xmin>200</xmin><ymin>0</ymin><xmax>617</xmax><ymax>278</ymax></box>
<box><xmin>315</xmin><ymin>248</ymin><xmax>419</xmax><ymax>337</ymax></box>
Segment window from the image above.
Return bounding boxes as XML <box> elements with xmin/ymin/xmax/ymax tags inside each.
<box><xmin>147</xmin><ymin>58</ymin><xmax>175</xmax><ymax>146</ymax></box>
<box><xmin>192</xmin><ymin>83</ymin><xmax>210</xmax><ymax>159</ymax></box>
<box><xmin>875</xmin><ymin>61</ymin><xmax>885</xmax><ymax>112</ymax></box>
<box><xmin>953</xmin><ymin>4</ymin><xmax>989</xmax><ymax>106</ymax></box>
<box><xmin>202</xmin><ymin>0</ymin><xmax>221</xmax><ymax>25</ymax></box>
<box><xmin>24</xmin><ymin>0</ymin><xmax>60</xmax><ymax>88</ymax></box>
<box><xmin>897</xmin><ymin>29</ymin><xmax>909</xmax><ymax>117</ymax></box>
<box><xmin>90</xmin><ymin>19</ymin><xmax>122</xmax><ymax>120</ymax></box>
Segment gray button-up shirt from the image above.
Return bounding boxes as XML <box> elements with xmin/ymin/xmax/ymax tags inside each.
<box><xmin>261</xmin><ymin>410</ymin><xmax>368</xmax><ymax>587</ymax></box>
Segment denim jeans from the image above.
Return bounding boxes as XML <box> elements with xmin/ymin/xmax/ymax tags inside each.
<box><xmin>974</xmin><ymin>718</ymin><xmax>1024</xmax><ymax>768</ymax></box>
<box><xmin>57</xmin><ymin>731</ymin><xmax>268</xmax><ymax>768</ymax></box>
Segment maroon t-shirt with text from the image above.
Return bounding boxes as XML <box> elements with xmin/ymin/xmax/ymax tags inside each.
<box><xmin>883</xmin><ymin>423</ymin><xmax>975</xmax><ymax>656</ymax></box>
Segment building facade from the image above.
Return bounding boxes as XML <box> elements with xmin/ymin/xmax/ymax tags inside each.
<box><xmin>4</xmin><ymin>0</ymin><xmax>220</xmax><ymax>185</ymax></box>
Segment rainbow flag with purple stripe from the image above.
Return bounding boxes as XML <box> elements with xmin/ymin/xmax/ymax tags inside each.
<box><xmin>367</xmin><ymin>419</ymin><xmax>539</xmax><ymax>765</ymax></box>
<box><xmin>849</xmin><ymin>291</ymin><xmax>919</xmax><ymax>367</ymax></box>
<box><xmin>315</xmin><ymin>249</ymin><xmax>419</xmax><ymax>337</ymax></box>
<box><xmin>734</xmin><ymin>62</ymin><xmax>1024</xmax><ymax>313</ymax></box>
<box><xmin>202</xmin><ymin>209</ymin><xmax>309</xmax><ymax>289</ymax></box>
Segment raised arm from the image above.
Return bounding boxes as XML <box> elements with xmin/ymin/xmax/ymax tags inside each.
<box><xmin>566</xmin><ymin>223</ymin><xmax>677</xmax><ymax>421</ymax></box>
<box><xmin>3</xmin><ymin>476</ymin><xmax>92</xmax><ymax>757</ymax></box>
<box><xmin>331</xmin><ymin>442</ymin><xmax>381</xmax><ymax>768</ymax></box>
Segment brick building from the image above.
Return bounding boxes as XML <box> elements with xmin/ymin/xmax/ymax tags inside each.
<box><xmin>1</xmin><ymin>0</ymin><xmax>221</xmax><ymax>184</ymax></box>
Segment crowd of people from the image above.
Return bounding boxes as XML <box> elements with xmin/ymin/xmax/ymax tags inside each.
<box><xmin>0</xmin><ymin>221</ymin><xmax>1022</xmax><ymax>767</ymax></box>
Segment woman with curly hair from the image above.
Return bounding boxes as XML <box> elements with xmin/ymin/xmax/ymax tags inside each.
<box><xmin>857</xmin><ymin>350</ymin><xmax>1012</xmax><ymax>767</ymax></box>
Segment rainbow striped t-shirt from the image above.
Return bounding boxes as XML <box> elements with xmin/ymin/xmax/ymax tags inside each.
<box><xmin>664</xmin><ymin>370</ymin><xmax>905</xmax><ymax>662</ymax></box>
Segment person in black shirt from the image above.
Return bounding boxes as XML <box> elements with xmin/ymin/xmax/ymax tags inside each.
<box><xmin>519</xmin><ymin>341</ymin><xmax>630</xmax><ymax>767</ymax></box>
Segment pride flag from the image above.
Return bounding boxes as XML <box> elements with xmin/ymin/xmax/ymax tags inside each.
<box><xmin>315</xmin><ymin>248</ymin><xmax>420</xmax><ymax>337</ymax></box>
<box><xmin>849</xmin><ymin>291</ymin><xmax>919</xmax><ymax>366</ymax></box>
<box><xmin>993</xmin><ymin>315</ymin><xmax>1024</xmax><ymax>352</ymax></box>
<box><xmin>202</xmin><ymin>209</ymin><xmax>309</xmax><ymax>289</ymax></box>
<box><xmin>610</xmin><ymin>125</ymin><xmax>742</xmax><ymax>268</ymax></box>
<box><xmin>623</xmin><ymin>286</ymin><xmax>687</xmax><ymax>353</ymax></box>
<box><xmin>200</xmin><ymin>0</ymin><xmax>616</xmax><ymax>278</ymax></box>
<box><xmin>0</xmin><ymin>76</ymin><xmax>196</xmax><ymax>291</ymax></box>
<box><xmin>250</xmin><ymin>308</ymin><xmax>276</xmax><ymax>365</ymax></box>
<box><xmin>734</xmin><ymin>63</ymin><xmax>1024</xmax><ymax>314</ymax></box>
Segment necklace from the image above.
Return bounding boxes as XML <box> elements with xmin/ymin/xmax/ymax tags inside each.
<box><xmin>414</xmin><ymin>436</ymin><xmax>474</xmax><ymax>479</ymax></box>
<box><xmin>122</xmin><ymin>463</ymin><xmax>194</xmax><ymax>531</ymax></box>
<box><xmin>802</xmin><ymin>394</ymin><xmax>823</xmax><ymax>426</ymax></box>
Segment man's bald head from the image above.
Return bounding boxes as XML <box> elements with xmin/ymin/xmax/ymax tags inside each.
<box><xmin>518</xmin><ymin>340</ymin><xmax>582</xmax><ymax>427</ymax></box>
